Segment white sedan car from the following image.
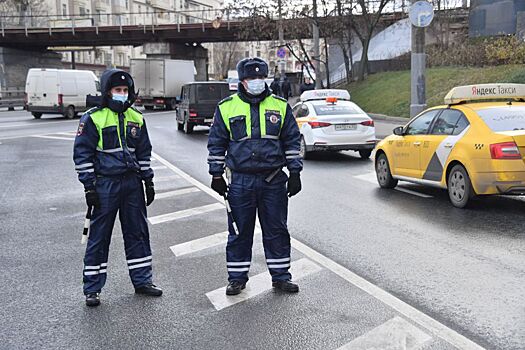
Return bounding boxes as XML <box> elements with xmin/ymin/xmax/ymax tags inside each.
<box><xmin>292</xmin><ymin>89</ymin><xmax>376</xmax><ymax>159</ymax></box>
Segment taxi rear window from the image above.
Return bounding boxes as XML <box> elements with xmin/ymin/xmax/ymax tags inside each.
<box><xmin>476</xmin><ymin>106</ymin><xmax>525</xmax><ymax>131</ymax></box>
<box><xmin>313</xmin><ymin>104</ymin><xmax>361</xmax><ymax>116</ymax></box>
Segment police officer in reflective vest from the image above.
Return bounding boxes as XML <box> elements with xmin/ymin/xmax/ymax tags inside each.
<box><xmin>73</xmin><ymin>69</ymin><xmax>162</xmax><ymax>307</ymax></box>
<box><xmin>207</xmin><ymin>58</ymin><xmax>303</xmax><ymax>295</ymax></box>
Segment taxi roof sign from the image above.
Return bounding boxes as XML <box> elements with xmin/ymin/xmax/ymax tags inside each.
<box><xmin>300</xmin><ymin>89</ymin><xmax>350</xmax><ymax>102</ymax></box>
<box><xmin>444</xmin><ymin>83</ymin><xmax>525</xmax><ymax>104</ymax></box>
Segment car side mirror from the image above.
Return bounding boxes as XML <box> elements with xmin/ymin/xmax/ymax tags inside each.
<box><xmin>393</xmin><ymin>126</ymin><xmax>404</xmax><ymax>136</ymax></box>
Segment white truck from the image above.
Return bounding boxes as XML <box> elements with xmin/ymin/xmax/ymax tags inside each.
<box><xmin>131</xmin><ymin>58</ymin><xmax>195</xmax><ymax>110</ymax></box>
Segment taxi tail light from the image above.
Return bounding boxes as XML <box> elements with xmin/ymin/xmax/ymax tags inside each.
<box><xmin>308</xmin><ymin>121</ymin><xmax>331</xmax><ymax>128</ymax></box>
<box><xmin>189</xmin><ymin>108</ymin><xmax>198</xmax><ymax>117</ymax></box>
<box><xmin>490</xmin><ymin>142</ymin><xmax>522</xmax><ymax>159</ymax></box>
<box><xmin>361</xmin><ymin>120</ymin><xmax>374</xmax><ymax>127</ymax></box>
<box><xmin>58</xmin><ymin>94</ymin><xmax>63</xmax><ymax>106</ymax></box>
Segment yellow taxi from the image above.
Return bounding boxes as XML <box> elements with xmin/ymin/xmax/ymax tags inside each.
<box><xmin>375</xmin><ymin>83</ymin><xmax>525</xmax><ymax>208</ymax></box>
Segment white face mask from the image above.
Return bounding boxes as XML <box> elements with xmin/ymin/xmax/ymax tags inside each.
<box><xmin>245</xmin><ymin>79</ymin><xmax>266</xmax><ymax>95</ymax></box>
<box><xmin>112</xmin><ymin>93</ymin><xmax>128</xmax><ymax>103</ymax></box>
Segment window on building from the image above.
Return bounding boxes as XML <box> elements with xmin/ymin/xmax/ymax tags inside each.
<box><xmin>62</xmin><ymin>4</ymin><xmax>67</xmax><ymax>17</ymax></box>
<box><xmin>256</xmin><ymin>50</ymin><xmax>261</xmax><ymax>57</ymax></box>
<box><xmin>79</xmin><ymin>7</ymin><xmax>86</xmax><ymax>16</ymax></box>
<box><xmin>244</xmin><ymin>51</ymin><xmax>249</xmax><ymax>57</ymax></box>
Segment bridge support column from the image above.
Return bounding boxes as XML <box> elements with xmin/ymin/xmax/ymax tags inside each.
<box><xmin>0</xmin><ymin>47</ymin><xmax>62</xmax><ymax>103</ymax></box>
<box><xmin>143</xmin><ymin>42</ymin><xmax>208</xmax><ymax>81</ymax></box>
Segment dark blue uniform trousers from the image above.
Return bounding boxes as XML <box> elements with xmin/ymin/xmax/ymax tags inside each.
<box><xmin>226</xmin><ymin>171</ymin><xmax>292</xmax><ymax>283</ymax></box>
<box><xmin>83</xmin><ymin>172</ymin><xmax>153</xmax><ymax>294</ymax></box>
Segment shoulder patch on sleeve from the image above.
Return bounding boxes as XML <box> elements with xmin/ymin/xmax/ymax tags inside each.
<box><xmin>271</xmin><ymin>94</ymin><xmax>287</xmax><ymax>102</ymax></box>
<box><xmin>218</xmin><ymin>95</ymin><xmax>233</xmax><ymax>105</ymax></box>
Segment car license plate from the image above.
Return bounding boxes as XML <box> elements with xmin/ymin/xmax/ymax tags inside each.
<box><xmin>335</xmin><ymin>124</ymin><xmax>357</xmax><ymax>131</ymax></box>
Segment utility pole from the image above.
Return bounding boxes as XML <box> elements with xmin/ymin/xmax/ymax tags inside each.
<box><xmin>312</xmin><ymin>0</ymin><xmax>321</xmax><ymax>89</ymax></box>
<box><xmin>278</xmin><ymin>0</ymin><xmax>285</xmax><ymax>76</ymax></box>
<box><xmin>410</xmin><ymin>0</ymin><xmax>430</xmax><ymax>117</ymax></box>
<box><xmin>71</xmin><ymin>51</ymin><xmax>76</xmax><ymax>69</ymax></box>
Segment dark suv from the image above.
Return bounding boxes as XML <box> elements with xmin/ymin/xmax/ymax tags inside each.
<box><xmin>176</xmin><ymin>81</ymin><xmax>232</xmax><ymax>134</ymax></box>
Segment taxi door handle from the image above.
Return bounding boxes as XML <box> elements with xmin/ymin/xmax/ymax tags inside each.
<box><xmin>444</xmin><ymin>143</ymin><xmax>453</xmax><ymax>148</ymax></box>
<box><xmin>413</xmin><ymin>142</ymin><xmax>421</xmax><ymax>146</ymax></box>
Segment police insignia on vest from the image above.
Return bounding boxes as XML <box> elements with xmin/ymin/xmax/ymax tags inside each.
<box><xmin>77</xmin><ymin>122</ymin><xmax>85</xmax><ymax>136</ymax></box>
<box><xmin>131</xmin><ymin>127</ymin><xmax>137</xmax><ymax>137</ymax></box>
<box><xmin>270</xmin><ymin>114</ymin><xmax>279</xmax><ymax>124</ymax></box>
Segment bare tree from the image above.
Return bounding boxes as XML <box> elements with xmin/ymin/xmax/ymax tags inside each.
<box><xmin>213</xmin><ymin>42</ymin><xmax>243</xmax><ymax>79</ymax></box>
<box><xmin>0</xmin><ymin>0</ymin><xmax>46</xmax><ymax>27</ymax></box>
<box><xmin>348</xmin><ymin>0</ymin><xmax>393</xmax><ymax>81</ymax></box>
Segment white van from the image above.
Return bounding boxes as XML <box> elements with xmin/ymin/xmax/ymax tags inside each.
<box><xmin>25</xmin><ymin>68</ymin><xmax>100</xmax><ymax>119</ymax></box>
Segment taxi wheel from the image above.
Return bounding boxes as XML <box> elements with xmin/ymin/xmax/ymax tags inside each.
<box><xmin>32</xmin><ymin>112</ymin><xmax>42</xmax><ymax>119</ymax></box>
<box><xmin>300</xmin><ymin>137</ymin><xmax>309</xmax><ymax>160</ymax></box>
<box><xmin>375</xmin><ymin>153</ymin><xmax>398</xmax><ymax>189</ymax></box>
<box><xmin>447</xmin><ymin>165</ymin><xmax>473</xmax><ymax>208</ymax></box>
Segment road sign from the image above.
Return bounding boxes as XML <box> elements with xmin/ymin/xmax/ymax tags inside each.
<box><xmin>409</xmin><ymin>1</ymin><xmax>434</xmax><ymax>27</ymax></box>
<box><xmin>276</xmin><ymin>47</ymin><xmax>286</xmax><ymax>59</ymax></box>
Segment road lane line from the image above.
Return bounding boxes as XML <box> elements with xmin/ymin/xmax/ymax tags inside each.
<box><xmin>337</xmin><ymin>316</ymin><xmax>432</xmax><ymax>350</ymax></box>
<box><xmin>0</xmin><ymin>120</ymin><xmax>79</xmax><ymax>128</ymax></box>
<box><xmin>148</xmin><ymin>203</ymin><xmax>224</xmax><ymax>225</ymax></box>
<box><xmin>154</xmin><ymin>175</ymin><xmax>180</xmax><ymax>182</ymax></box>
<box><xmin>395</xmin><ymin>187</ymin><xmax>433</xmax><ymax>198</ymax></box>
<box><xmin>291</xmin><ymin>239</ymin><xmax>484</xmax><ymax>350</ymax></box>
<box><xmin>151</xmin><ymin>165</ymin><xmax>167</xmax><ymax>171</ymax></box>
<box><xmin>206</xmin><ymin>258</ymin><xmax>323</xmax><ymax>311</ymax></box>
<box><xmin>170</xmin><ymin>228</ymin><xmax>262</xmax><ymax>256</ymax></box>
<box><xmin>152</xmin><ymin>151</ymin><xmax>485</xmax><ymax>350</ymax></box>
<box><xmin>354</xmin><ymin>172</ymin><xmax>433</xmax><ymax>198</ymax></box>
<box><xmin>31</xmin><ymin>135</ymin><xmax>75</xmax><ymax>141</ymax></box>
<box><xmin>155</xmin><ymin>187</ymin><xmax>200</xmax><ymax>200</ymax></box>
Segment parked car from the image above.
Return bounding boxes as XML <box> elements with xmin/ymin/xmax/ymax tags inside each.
<box><xmin>25</xmin><ymin>68</ymin><xmax>99</xmax><ymax>119</ymax></box>
<box><xmin>176</xmin><ymin>82</ymin><xmax>232</xmax><ymax>134</ymax></box>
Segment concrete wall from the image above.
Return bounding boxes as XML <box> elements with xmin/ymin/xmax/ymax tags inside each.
<box><xmin>0</xmin><ymin>47</ymin><xmax>62</xmax><ymax>91</ymax></box>
<box><xmin>470</xmin><ymin>0</ymin><xmax>525</xmax><ymax>37</ymax></box>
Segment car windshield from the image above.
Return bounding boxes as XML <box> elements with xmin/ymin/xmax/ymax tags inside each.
<box><xmin>476</xmin><ymin>106</ymin><xmax>525</xmax><ymax>131</ymax></box>
<box><xmin>196</xmin><ymin>84</ymin><xmax>230</xmax><ymax>102</ymax></box>
<box><xmin>312</xmin><ymin>104</ymin><xmax>362</xmax><ymax>116</ymax></box>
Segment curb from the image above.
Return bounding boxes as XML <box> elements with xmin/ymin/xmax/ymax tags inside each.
<box><xmin>369</xmin><ymin>113</ymin><xmax>409</xmax><ymax>124</ymax></box>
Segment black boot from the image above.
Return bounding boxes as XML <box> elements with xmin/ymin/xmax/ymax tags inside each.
<box><xmin>272</xmin><ymin>280</ymin><xmax>299</xmax><ymax>293</ymax></box>
<box><xmin>226</xmin><ymin>281</ymin><xmax>246</xmax><ymax>295</ymax></box>
<box><xmin>135</xmin><ymin>284</ymin><xmax>163</xmax><ymax>296</ymax></box>
<box><xmin>85</xmin><ymin>293</ymin><xmax>100</xmax><ymax>307</ymax></box>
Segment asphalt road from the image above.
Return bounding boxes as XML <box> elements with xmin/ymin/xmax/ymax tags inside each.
<box><xmin>0</xmin><ymin>109</ymin><xmax>523</xmax><ymax>350</ymax></box>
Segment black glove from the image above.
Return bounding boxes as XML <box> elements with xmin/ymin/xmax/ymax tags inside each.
<box><xmin>85</xmin><ymin>189</ymin><xmax>100</xmax><ymax>208</ymax></box>
<box><xmin>211</xmin><ymin>176</ymin><xmax>228</xmax><ymax>196</ymax></box>
<box><xmin>287</xmin><ymin>172</ymin><xmax>302</xmax><ymax>197</ymax></box>
<box><xmin>144</xmin><ymin>180</ymin><xmax>155</xmax><ymax>206</ymax></box>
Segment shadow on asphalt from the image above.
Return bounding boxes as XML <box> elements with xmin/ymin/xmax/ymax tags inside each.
<box><xmin>304</xmin><ymin>151</ymin><xmax>372</xmax><ymax>163</ymax></box>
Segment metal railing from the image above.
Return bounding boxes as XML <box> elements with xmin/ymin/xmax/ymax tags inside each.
<box><xmin>0</xmin><ymin>8</ymin><xmax>240</xmax><ymax>34</ymax></box>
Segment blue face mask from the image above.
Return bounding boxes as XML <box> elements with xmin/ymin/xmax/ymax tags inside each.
<box><xmin>245</xmin><ymin>79</ymin><xmax>266</xmax><ymax>95</ymax></box>
<box><xmin>112</xmin><ymin>93</ymin><xmax>128</xmax><ymax>103</ymax></box>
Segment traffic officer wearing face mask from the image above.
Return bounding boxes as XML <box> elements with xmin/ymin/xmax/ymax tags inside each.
<box><xmin>207</xmin><ymin>58</ymin><xmax>303</xmax><ymax>295</ymax></box>
<box><xmin>73</xmin><ymin>69</ymin><xmax>162</xmax><ymax>307</ymax></box>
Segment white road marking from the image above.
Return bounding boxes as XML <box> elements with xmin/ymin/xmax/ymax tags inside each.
<box><xmin>354</xmin><ymin>172</ymin><xmax>433</xmax><ymax>198</ymax></box>
<box><xmin>395</xmin><ymin>187</ymin><xmax>433</xmax><ymax>198</ymax></box>
<box><xmin>0</xmin><ymin>119</ymin><xmax>78</xmax><ymax>128</ymax></box>
<box><xmin>155</xmin><ymin>187</ymin><xmax>200</xmax><ymax>200</ymax></box>
<box><xmin>154</xmin><ymin>175</ymin><xmax>180</xmax><ymax>182</ymax></box>
<box><xmin>170</xmin><ymin>228</ymin><xmax>262</xmax><ymax>257</ymax></box>
<box><xmin>56</xmin><ymin>131</ymin><xmax>77</xmax><ymax>136</ymax></box>
<box><xmin>152</xmin><ymin>152</ymin><xmax>485</xmax><ymax>349</ymax></box>
<box><xmin>337</xmin><ymin>316</ymin><xmax>432</xmax><ymax>350</ymax></box>
<box><xmin>148</xmin><ymin>203</ymin><xmax>224</xmax><ymax>225</ymax></box>
<box><xmin>31</xmin><ymin>135</ymin><xmax>75</xmax><ymax>141</ymax></box>
<box><xmin>170</xmin><ymin>231</ymin><xmax>229</xmax><ymax>257</ymax></box>
<box><xmin>206</xmin><ymin>258</ymin><xmax>323</xmax><ymax>311</ymax></box>
<box><xmin>151</xmin><ymin>165</ymin><xmax>167</xmax><ymax>171</ymax></box>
